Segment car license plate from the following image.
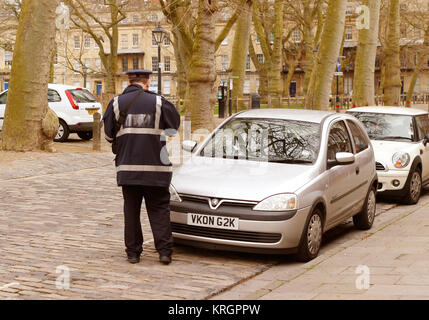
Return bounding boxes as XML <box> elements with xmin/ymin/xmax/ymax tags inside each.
<box><xmin>87</xmin><ymin>109</ymin><xmax>99</xmax><ymax>115</ymax></box>
<box><xmin>187</xmin><ymin>213</ymin><xmax>239</xmax><ymax>230</ymax></box>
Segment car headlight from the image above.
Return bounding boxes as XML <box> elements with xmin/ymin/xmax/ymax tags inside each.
<box><xmin>253</xmin><ymin>193</ymin><xmax>297</xmax><ymax>211</ymax></box>
<box><xmin>169</xmin><ymin>184</ymin><xmax>182</xmax><ymax>202</ymax></box>
<box><xmin>392</xmin><ymin>152</ymin><xmax>410</xmax><ymax>168</ymax></box>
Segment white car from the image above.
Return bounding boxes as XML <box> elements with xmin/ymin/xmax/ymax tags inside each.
<box><xmin>0</xmin><ymin>84</ymin><xmax>102</xmax><ymax>142</ymax></box>
<box><xmin>347</xmin><ymin>106</ymin><xmax>429</xmax><ymax>204</ymax></box>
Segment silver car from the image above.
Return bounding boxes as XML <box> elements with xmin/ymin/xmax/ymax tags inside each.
<box><xmin>169</xmin><ymin>109</ymin><xmax>377</xmax><ymax>261</ymax></box>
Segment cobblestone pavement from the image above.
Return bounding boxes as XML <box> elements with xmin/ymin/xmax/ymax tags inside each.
<box><xmin>0</xmin><ymin>150</ymin><xmax>425</xmax><ymax>300</ymax></box>
<box><xmin>0</xmin><ymin>152</ymin><xmax>276</xmax><ymax>300</ymax></box>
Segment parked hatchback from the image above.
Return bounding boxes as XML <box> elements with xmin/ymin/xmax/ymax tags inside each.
<box><xmin>347</xmin><ymin>106</ymin><xmax>429</xmax><ymax>204</ymax></box>
<box><xmin>169</xmin><ymin>109</ymin><xmax>378</xmax><ymax>261</ymax></box>
<box><xmin>0</xmin><ymin>84</ymin><xmax>102</xmax><ymax>142</ymax></box>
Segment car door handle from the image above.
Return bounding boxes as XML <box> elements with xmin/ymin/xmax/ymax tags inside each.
<box><xmin>356</xmin><ymin>167</ymin><xmax>360</xmax><ymax>175</ymax></box>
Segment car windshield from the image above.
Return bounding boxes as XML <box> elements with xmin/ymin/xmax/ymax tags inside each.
<box><xmin>69</xmin><ymin>89</ymin><xmax>97</xmax><ymax>103</ymax></box>
<box><xmin>349</xmin><ymin>112</ymin><xmax>414</xmax><ymax>141</ymax></box>
<box><xmin>200</xmin><ymin>118</ymin><xmax>321</xmax><ymax>164</ymax></box>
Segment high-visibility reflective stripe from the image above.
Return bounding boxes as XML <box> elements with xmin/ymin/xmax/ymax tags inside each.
<box><xmin>113</xmin><ymin>96</ymin><xmax>120</xmax><ymax>121</ymax></box>
<box><xmin>155</xmin><ymin>96</ymin><xmax>162</xmax><ymax>130</ymax></box>
<box><xmin>116</xmin><ymin>128</ymin><xmax>164</xmax><ymax>137</ymax></box>
<box><xmin>116</xmin><ymin>165</ymin><xmax>173</xmax><ymax>173</ymax></box>
<box><xmin>105</xmin><ymin>135</ymin><xmax>114</xmax><ymax>142</ymax></box>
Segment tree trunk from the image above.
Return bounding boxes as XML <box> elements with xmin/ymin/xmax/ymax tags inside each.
<box><xmin>231</xmin><ymin>0</ymin><xmax>252</xmax><ymax>112</ymax></box>
<box><xmin>187</xmin><ymin>0</ymin><xmax>217</xmax><ymax>132</ymax></box>
<box><xmin>305</xmin><ymin>0</ymin><xmax>347</xmax><ymax>110</ymax></box>
<box><xmin>2</xmin><ymin>0</ymin><xmax>59</xmax><ymax>152</ymax></box>
<box><xmin>267</xmin><ymin>0</ymin><xmax>284</xmax><ymax>108</ymax></box>
<box><xmin>353</xmin><ymin>0</ymin><xmax>381</xmax><ymax>107</ymax></box>
<box><xmin>383</xmin><ymin>0</ymin><xmax>401</xmax><ymax>106</ymax></box>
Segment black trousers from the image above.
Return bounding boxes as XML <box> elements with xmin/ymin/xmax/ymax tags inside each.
<box><xmin>122</xmin><ymin>185</ymin><xmax>173</xmax><ymax>257</ymax></box>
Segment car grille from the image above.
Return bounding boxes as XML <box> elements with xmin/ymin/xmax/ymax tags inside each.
<box><xmin>180</xmin><ymin>195</ymin><xmax>257</xmax><ymax>209</ymax></box>
<box><xmin>171</xmin><ymin>223</ymin><xmax>282</xmax><ymax>244</ymax></box>
<box><xmin>376</xmin><ymin>162</ymin><xmax>386</xmax><ymax>171</ymax></box>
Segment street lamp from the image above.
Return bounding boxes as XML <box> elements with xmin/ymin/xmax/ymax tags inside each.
<box><xmin>152</xmin><ymin>23</ymin><xmax>168</xmax><ymax>95</ymax></box>
<box><xmin>82</xmin><ymin>64</ymin><xmax>88</xmax><ymax>89</ymax></box>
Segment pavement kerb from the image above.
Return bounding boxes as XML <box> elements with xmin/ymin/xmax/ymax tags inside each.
<box><xmin>208</xmin><ymin>195</ymin><xmax>429</xmax><ymax>300</ymax></box>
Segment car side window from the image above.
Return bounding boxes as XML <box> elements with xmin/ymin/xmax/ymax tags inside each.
<box><xmin>327</xmin><ymin>121</ymin><xmax>353</xmax><ymax>161</ymax></box>
<box><xmin>415</xmin><ymin>115</ymin><xmax>429</xmax><ymax>141</ymax></box>
<box><xmin>0</xmin><ymin>92</ymin><xmax>7</xmax><ymax>104</ymax></box>
<box><xmin>48</xmin><ymin>89</ymin><xmax>61</xmax><ymax>103</ymax></box>
<box><xmin>346</xmin><ymin>120</ymin><xmax>369</xmax><ymax>153</ymax></box>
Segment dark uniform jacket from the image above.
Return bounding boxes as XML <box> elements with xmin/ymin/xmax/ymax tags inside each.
<box><xmin>103</xmin><ymin>84</ymin><xmax>181</xmax><ymax>187</ymax></box>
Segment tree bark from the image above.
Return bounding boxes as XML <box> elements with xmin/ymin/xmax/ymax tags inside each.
<box><xmin>383</xmin><ymin>0</ymin><xmax>401</xmax><ymax>106</ymax></box>
<box><xmin>230</xmin><ymin>0</ymin><xmax>252</xmax><ymax>111</ymax></box>
<box><xmin>305</xmin><ymin>0</ymin><xmax>347</xmax><ymax>110</ymax></box>
<box><xmin>187</xmin><ymin>0</ymin><xmax>217</xmax><ymax>132</ymax></box>
<box><xmin>353</xmin><ymin>0</ymin><xmax>381</xmax><ymax>107</ymax></box>
<box><xmin>2</xmin><ymin>0</ymin><xmax>59</xmax><ymax>152</ymax></box>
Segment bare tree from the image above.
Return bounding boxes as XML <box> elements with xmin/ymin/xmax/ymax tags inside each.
<box><xmin>2</xmin><ymin>0</ymin><xmax>59</xmax><ymax>152</ymax></box>
<box><xmin>65</xmin><ymin>0</ymin><xmax>128</xmax><ymax>107</ymax></box>
<box><xmin>160</xmin><ymin>0</ymin><xmax>242</xmax><ymax>131</ymax></box>
<box><xmin>353</xmin><ymin>0</ymin><xmax>381</xmax><ymax>107</ymax></box>
<box><xmin>305</xmin><ymin>0</ymin><xmax>347</xmax><ymax>110</ymax></box>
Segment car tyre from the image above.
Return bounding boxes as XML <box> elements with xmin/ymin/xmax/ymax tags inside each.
<box><xmin>77</xmin><ymin>131</ymin><xmax>93</xmax><ymax>141</ymax></box>
<box><xmin>353</xmin><ymin>186</ymin><xmax>376</xmax><ymax>230</ymax></box>
<box><xmin>402</xmin><ymin>168</ymin><xmax>422</xmax><ymax>205</ymax></box>
<box><xmin>296</xmin><ymin>208</ymin><xmax>323</xmax><ymax>262</ymax></box>
<box><xmin>54</xmin><ymin>119</ymin><xmax>70</xmax><ymax>142</ymax></box>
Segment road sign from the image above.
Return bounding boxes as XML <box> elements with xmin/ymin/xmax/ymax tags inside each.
<box><xmin>337</xmin><ymin>58</ymin><xmax>341</xmax><ymax>72</ymax></box>
<box><xmin>334</xmin><ymin>72</ymin><xmax>343</xmax><ymax>76</ymax></box>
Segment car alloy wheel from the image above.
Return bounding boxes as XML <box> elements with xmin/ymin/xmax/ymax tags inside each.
<box><xmin>366</xmin><ymin>189</ymin><xmax>376</xmax><ymax>225</ymax></box>
<box><xmin>56</xmin><ymin>123</ymin><xmax>65</xmax><ymax>140</ymax></box>
<box><xmin>409</xmin><ymin>171</ymin><xmax>422</xmax><ymax>203</ymax></box>
<box><xmin>307</xmin><ymin>214</ymin><xmax>322</xmax><ymax>255</ymax></box>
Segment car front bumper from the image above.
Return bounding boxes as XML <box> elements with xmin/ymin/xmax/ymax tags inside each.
<box><xmin>376</xmin><ymin>169</ymin><xmax>409</xmax><ymax>193</ymax></box>
<box><xmin>170</xmin><ymin>200</ymin><xmax>311</xmax><ymax>253</ymax></box>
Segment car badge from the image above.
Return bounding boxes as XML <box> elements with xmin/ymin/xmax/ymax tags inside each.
<box><xmin>211</xmin><ymin>198</ymin><xmax>219</xmax><ymax>207</ymax></box>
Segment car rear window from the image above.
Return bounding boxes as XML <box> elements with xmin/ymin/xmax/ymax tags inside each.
<box><xmin>69</xmin><ymin>89</ymin><xmax>97</xmax><ymax>103</ymax></box>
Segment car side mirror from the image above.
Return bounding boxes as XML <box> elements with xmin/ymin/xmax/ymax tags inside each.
<box><xmin>424</xmin><ymin>134</ymin><xmax>429</xmax><ymax>147</ymax></box>
<box><xmin>336</xmin><ymin>152</ymin><xmax>355</xmax><ymax>165</ymax></box>
<box><xmin>182</xmin><ymin>140</ymin><xmax>197</xmax><ymax>153</ymax></box>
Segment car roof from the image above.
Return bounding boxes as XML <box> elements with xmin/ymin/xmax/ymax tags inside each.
<box><xmin>48</xmin><ymin>83</ymin><xmax>85</xmax><ymax>90</ymax></box>
<box><xmin>235</xmin><ymin>108</ymin><xmax>336</xmax><ymax>123</ymax></box>
<box><xmin>347</xmin><ymin>106</ymin><xmax>428</xmax><ymax>116</ymax></box>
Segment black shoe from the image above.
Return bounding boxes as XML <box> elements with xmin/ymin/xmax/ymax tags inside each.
<box><xmin>127</xmin><ymin>256</ymin><xmax>140</xmax><ymax>264</ymax></box>
<box><xmin>159</xmin><ymin>255</ymin><xmax>172</xmax><ymax>265</ymax></box>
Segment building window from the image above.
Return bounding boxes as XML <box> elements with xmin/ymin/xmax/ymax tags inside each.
<box><xmin>133</xmin><ymin>57</ymin><xmax>139</xmax><ymax>70</ymax></box>
<box><xmin>133</xmin><ymin>14</ymin><xmax>140</xmax><ymax>24</ymax></box>
<box><xmin>5</xmin><ymin>51</ymin><xmax>12</xmax><ymax>66</ymax></box>
<box><xmin>122</xmin><ymin>57</ymin><xmax>128</xmax><ymax>72</ymax></box>
<box><xmin>95</xmin><ymin>58</ymin><xmax>101</xmax><ymax>71</ymax></box>
<box><xmin>257</xmin><ymin>54</ymin><xmax>264</xmax><ymax>64</ymax></box>
<box><xmin>164</xmin><ymin>36</ymin><xmax>170</xmax><ymax>46</ymax></box>
<box><xmin>243</xmin><ymin>80</ymin><xmax>250</xmax><ymax>94</ymax></box>
<box><xmin>246</xmin><ymin>55</ymin><xmax>251</xmax><ymax>71</ymax></box>
<box><xmin>152</xmin><ymin>34</ymin><xmax>158</xmax><ymax>46</ymax></box>
<box><xmin>292</xmin><ymin>29</ymin><xmax>301</xmax><ymax>43</ymax></box>
<box><xmin>164</xmin><ymin>80</ymin><xmax>171</xmax><ymax>95</ymax></box>
<box><xmin>74</xmin><ymin>35</ymin><xmax>80</xmax><ymax>49</ymax></box>
<box><xmin>270</xmin><ymin>32</ymin><xmax>274</xmax><ymax>44</ymax></box>
<box><xmin>152</xmin><ymin>56</ymin><xmax>159</xmax><ymax>71</ymax></box>
<box><xmin>345</xmin><ymin>26</ymin><xmax>353</xmax><ymax>41</ymax></box>
<box><xmin>121</xmin><ymin>34</ymin><xmax>128</xmax><ymax>49</ymax></box>
<box><xmin>221</xmin><ymin>55</ymin><xmax>229</xmax><ymax>71</ymax></box>
<box><xmin>84</xmin><ymin>36</ymin><xmax>91</xmax><ymax>49</ymax></box>
<box><xmin>346</xmin><ymin>5</ymin><xmax>353</xmax><ymax>16</ymax></box>
<box><xmin>164</xmin><ymin>56</ymin><xmax>171</xmax><ymax>72</ymax></box>
<box><xmin>132</xmin><ymin>34</ymin><xmax>139</xmax><ymax>47</ymax></box>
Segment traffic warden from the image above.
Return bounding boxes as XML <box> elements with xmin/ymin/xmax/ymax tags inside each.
<box><xmin>103</xmin><ymin>70</ymin><xmax>181</xmax><ymax>265</ymax></box>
